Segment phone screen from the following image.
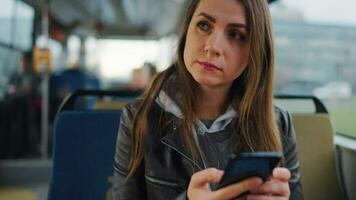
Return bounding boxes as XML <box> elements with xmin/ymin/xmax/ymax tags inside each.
<box><xmin>217</xmin><ymin>152</ymin><xmax>282</xmax><ymax>189</ymax></box>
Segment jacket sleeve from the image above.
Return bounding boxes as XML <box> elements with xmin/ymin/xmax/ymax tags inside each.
<box><xmin>277</xmin><ymin>107</ymin><xmax>304</xmax><ymax>200</ymax></box>
<box><xmin>112</xmin><ymin>104</ymin><xmax>147</xmax><ymax>200</ymax></box>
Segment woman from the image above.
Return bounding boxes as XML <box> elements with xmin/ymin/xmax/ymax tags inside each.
<box><xmin>113</xmin><ymin>0</ymin><xmax>303</xmax><ymax>199</ymax></box>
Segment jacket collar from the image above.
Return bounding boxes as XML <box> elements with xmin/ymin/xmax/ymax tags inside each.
<box><xmin>155</xmin><ymin>71</ymin><xmax>236</xmax><ymax>170</ymax></box>
<box><xmin>156</xmin><ymin>90</ymin><xmax>236</xmax><ymax>133</ymax></box>
<box><xmin>155</xmin><ymin>71</ymin><xmax>236</xmax><ymax>135</ymax></box>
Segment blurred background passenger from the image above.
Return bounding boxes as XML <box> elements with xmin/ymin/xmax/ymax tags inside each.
<box><xmin>49</xmin><ymin>59</ymin><xmax>100</xmax><ymax>120</ymax></box>
<box><xmin>2</xmin><ymin>52</ymin><xmax>41</xmax><ymax>158</ymax></box>
<box><xmin>129</xmin><ymin>62</ymin><xmax>157</xmax><ymax>90</ymax></box>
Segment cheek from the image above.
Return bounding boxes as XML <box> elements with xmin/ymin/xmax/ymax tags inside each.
<box><xmin>183</xmin><ymin>31</ymin><xmax>194</xmax><ymax>68</ymax></box>
<box><xmin>183</xmin><ymin>45</ymin><xmax>190</xmax><ymax>70</ymax></box>
<box><xmin>228</xmin><ymin>50</ymin><xmax>249</xmax><ymax>78</ymax></box>
<box><xmin>233</xmin><ymin>46</ymin><xmax>250</xmax><ymax>67</ymax></box>
<box><xmin>230</xmin><ymin>65</ymin><xmax>247</xmax><ymax>80</ymax></box>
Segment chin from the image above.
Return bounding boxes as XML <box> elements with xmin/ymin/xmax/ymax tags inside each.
<box><xmin>193</xmin><ymin>74</ymin><xmax>220</xmax><ymax>87</ymax></box>
<box><xmin>187</xmin><ymin>64</ymin><xmax>223</xmax><ymax>87</ymax></box>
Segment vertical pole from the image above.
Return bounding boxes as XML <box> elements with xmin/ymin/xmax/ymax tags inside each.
<box><xmin>40</xmin><ymin>0</ymin><xmax>50</xmax><ymax>159</ymax></box>
<box><xmin>40</xmin><ymin>69</ymin><xmax>49</xmax><ymax>158</ymax></box>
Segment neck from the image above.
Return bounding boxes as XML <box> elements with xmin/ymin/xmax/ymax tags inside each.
<box><xmin>198</xmin><ymin>85</ymin><xmax>230</xmax><ymax>120</ymax></box>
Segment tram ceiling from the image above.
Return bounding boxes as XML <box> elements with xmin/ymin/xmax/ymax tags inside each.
<box><xmin>23</xmin><ymin>0</ymin><xmax>278</xmax><ymax>39</ymax></box>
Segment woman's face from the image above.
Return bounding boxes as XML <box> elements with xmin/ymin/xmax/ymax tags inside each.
<box><xmin>183</xmin><ymin>0</ymin><xmax>250</xmax><ymax>91</ymax></box>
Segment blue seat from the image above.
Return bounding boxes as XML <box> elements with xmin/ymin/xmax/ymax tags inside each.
<box><xmin>50</xmin><ymin>69</ymin><xmax>101</xmax><ymax>113</ymax></box>
<box><xmin>48</xmin><ymin>110</ymin><xmax>121</xmax><ymax>200</ymax></box>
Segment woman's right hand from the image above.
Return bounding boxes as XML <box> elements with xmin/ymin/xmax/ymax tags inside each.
<box><xmin>187</xmin><ymin>168</ymin><xmax>263</xmax><ymax>200</ymax></box>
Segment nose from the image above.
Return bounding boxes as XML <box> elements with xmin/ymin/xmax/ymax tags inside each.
<box><xmin>204</xmin><ymin>31</ymin><xmax>224</xmax><ymax>57</ymax></box>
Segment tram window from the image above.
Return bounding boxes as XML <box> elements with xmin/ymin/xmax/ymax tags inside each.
<box><xmin>67</xmin><ymin>35</ymin><xmax>81</xmax><ymax>68</ymax></box>
<box><xmin>270</xmin><ymin>0</ymin><xmax>356</xmax><ymax>138</ymax></box>
<box><xmin>0</xmin><ymin>0</ymin><xmax>34</xmax><ymax>50</ymax></box>
<box><xmin>50</xmin><ymin>39</ymin><xmax>65</xmax><ymax>72</ymax></box>
<box><xmin>0</xmin><ymin>47</ymin><xmax>22</xmax><ymax>100</ymax></box>
<box><xmin>13</xmin><ymin>0</ymin><xmax>34</xmax><ymax>50</ymax></box>
<box><xmin>98</xmin><ymin>39</ymin><xmax>159</xmax><ymax>82</ymax></box>
<box><xmin>0</xmin><ymin>0</ymin><xmax>15</xmax><ymax>45</ymax></box>
<box><xmin>97</xmin><ymin>37</ymin><xmax>175</xmax><ymax>88</ymax></box>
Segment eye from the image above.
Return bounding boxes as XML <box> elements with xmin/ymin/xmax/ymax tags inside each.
<box><xmin>197</xmin><ymin>21</ymin><xmax>210</xmax><ymax>32</ymax></box>
<box><xmin>228</xmin><ymin>30</ymin><xmax>246</xmax><ymax>41</ymax></box>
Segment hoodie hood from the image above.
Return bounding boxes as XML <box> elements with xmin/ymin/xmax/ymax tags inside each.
<box><xmin>155</xmin><ymin>71</ymin><xmax>236</xmax><ymax>134</ymax></box>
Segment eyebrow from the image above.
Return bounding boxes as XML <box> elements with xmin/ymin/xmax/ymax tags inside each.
<box><xmin>197</xmin><ymin>12</ymin><xmax>248</xmax><ymax>29</ymax></box>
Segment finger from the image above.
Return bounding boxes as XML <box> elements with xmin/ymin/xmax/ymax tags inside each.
<box><xmin>190</xmin><ymin>168</ymin><xmax>224</xmax><ymax>187</ymax></box>
<box><xmin>213</xmin><ymin>177</ymin><xmax>263</xmax><ymax>200</ymax></box>
<box><xmin>250</xmin><ymin>179</ymin><xmax>290</xmax><ymax>197</ymax></box>
<box><xmin>272</xmin><ymin>167</ymin><xmax>291</xmax><ymax>182</ymax></box>
<box><xmin>246</xmin><ymin>194</ymin><xmax>286</xmax><ymax>200</ymax></box>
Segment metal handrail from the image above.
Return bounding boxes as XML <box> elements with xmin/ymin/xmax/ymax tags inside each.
<box><xmin>274</xmin><ymin>94</ymin><xmax>329</xmax><ymax>114</ymax></box>
<box><xmin>57</xmin><ymin>89</ymin><xmax>143</xmax><ymax>113</ymax></box>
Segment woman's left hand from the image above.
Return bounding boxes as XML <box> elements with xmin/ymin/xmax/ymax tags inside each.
<box><xmin>246</xmin><ymin>167</ymin><xmax>291</xmax><ymax>200</ymax></box>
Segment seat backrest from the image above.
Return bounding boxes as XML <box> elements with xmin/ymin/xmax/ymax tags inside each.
<box><xmin>94</xmin><ymin>101</ymin><xmax>127</xmax><ymax>110</ymax></box>
<box><xmin>291</xmin><ymin>113</ymin><xmax>343</xmax><ymax>200</ymax></box>
<box><xmin>48</xmin><ymin>110</ymin><xmax>121</xmax><ymax>200</ymax></box>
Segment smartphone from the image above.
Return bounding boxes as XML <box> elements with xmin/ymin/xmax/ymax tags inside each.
<box><xmin>216</xmin><ymin>151</ymin><xmax>282</xmax><ymax>189</ymax></box>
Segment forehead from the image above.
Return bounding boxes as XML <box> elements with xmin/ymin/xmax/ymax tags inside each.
<box><xmin>193</xmin><ymin>0</ymin><xmax>247</xmax><ymax>24</ymax></box>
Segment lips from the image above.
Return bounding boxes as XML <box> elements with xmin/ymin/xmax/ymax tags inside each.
<box><xmin>198</xmin><ymin>61</ymin><xmax>223</xmax><ymax>71</ymax></box>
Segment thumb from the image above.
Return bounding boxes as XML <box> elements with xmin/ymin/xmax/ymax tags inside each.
<box><xmin>214</xmin><ymin>177</ymin><xmax>263</xmax><ymax>200</ymax></box>
<box><xmin>190</xmin><ymin>168</ymin><xmax>224</xmax><ymax>187</ymax></box>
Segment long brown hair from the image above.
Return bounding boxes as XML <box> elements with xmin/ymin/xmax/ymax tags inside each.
<box><xmin>126</xmin><ymin>0</ymin><xmax>282</xmax><ymax>179</ymax></box>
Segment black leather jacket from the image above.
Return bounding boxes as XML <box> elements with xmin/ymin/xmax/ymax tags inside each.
<box><xmin>113</xmin><ymin>101</ymin><xmax>303</xmax><ymax>200</ymax></box>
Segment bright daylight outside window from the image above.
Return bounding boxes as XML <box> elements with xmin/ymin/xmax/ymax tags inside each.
<box><xmin>96</xmin><ymin>37</ymin><xmax>176</xmax><ymax>89</ymax></box>
<box><xmin>270</xmin><ymin>0</ymin><xmax>356</xmax><ymax>138</ymax></box>
<box><xmin>0</xmin><ymin>0</ymin><xmax>34</xmax><ymax>100</ymax></box>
